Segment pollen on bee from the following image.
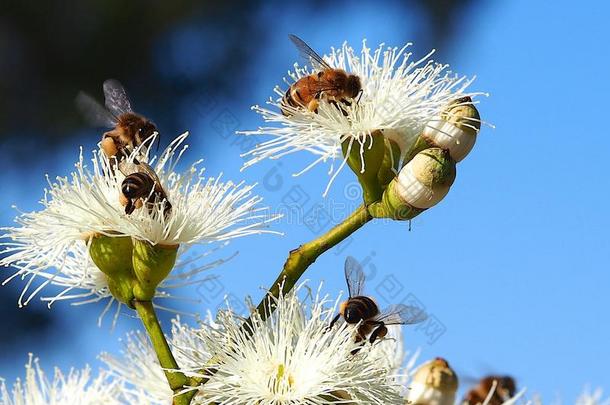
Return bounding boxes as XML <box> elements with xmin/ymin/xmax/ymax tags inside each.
<box><xmin>100</xmin><ymin>136</ymin><xmax>119</xmax><ymax>158</ymax></box>
<box><xmin>339</xmin><ymin>301</ymin><xmax>347</xmax><ymax>315</ymax></box>
<box><xmin>118</xmin><ymin>193</ymin><xmax>129</xmax><ymax>207</ymax></box>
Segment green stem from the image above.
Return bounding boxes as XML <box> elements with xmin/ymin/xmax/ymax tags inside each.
<box><xmin>254</xmin><ymin>203</ymin><xmax>372</xmax><ymax>323</ymax></box>
<box><xmin>185</xmin><ymin>204</ymin><xmax>373</xmax><ymax>401</ymax></box>
<box><xmin>134</xmin><ymin>300</ymin><xmax>192</xmax><ymax>405</ymax></box>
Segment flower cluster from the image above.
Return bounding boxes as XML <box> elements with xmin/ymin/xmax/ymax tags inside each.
<box><xmin>193</xmin><ymin>284</ymin><xmax>406</xmax><ymax>404</ymax></box>
<box><xmin>102</xmin><ymin>283</ymin><xmax>412</xmax><ymax>404</ymax></box>
<box><xmin>0</xmin><ymin>132</ymin><xmax>278</xmax><ymax>324</ymax></box>
<box><xmin>241</xmin><ymin>41</ymin><xmax>485</xmax><ymax>196</ymax></box>
<box><xmin>0</xmin><ymin>284</ymin><xmax>603</xmax><ymax>405</ymax></box>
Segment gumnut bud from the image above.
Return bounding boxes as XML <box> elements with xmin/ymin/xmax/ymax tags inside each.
<box><xmin>131</xmin><ymin>239</ymin><xmax>178</xmax><ymax>301</ymax></box>
<box><xmin>369</xmin><ymin>148</ymin><xmax>456</xmax><ymax>220</ymax></box>
<box><xmin>88</xmin><ymin>235</ymin><xmax>136</xmax><ymax>306</ymax></box>
<box><xmin>405</xmin><ymin>357</ymin><xmax>459</xmax><ymax>405</ymax></box>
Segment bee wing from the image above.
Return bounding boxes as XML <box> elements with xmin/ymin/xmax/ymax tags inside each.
<box><xmin>136</xmin><ymin>161</ymin><xmax>164</xmax><ymax>187</ymax></box>
<box><xmin>288</xmin><ymin>34</ymin><xmax>333</xmax><ymax>70</ymax></box>
<box><xmin>309</xmin><ymin>82</ymin><xmax>344</xmax><ymax>96</ymax></box>
<box><xmin>118</xmin><ymin>159</ymin><xmax>138</xmax><ymax>177</ymax></box>
<box><xmin>103</xmin><ymin>79</ymin><xmax>133</xmax><ymax>116</ymax></box>
<box><xmin>119</xmin><ymin>160</ymin><xmax>161</xmax><ymax>184</ymax></box>
<box><xmin>75</xmin><ymin>92</ymin><xmax>117</xmax><ymax>128</ymax></box>
<box><xmin>344</xmin><ymin>256</ymin><xmax>366</xmax><ymax>298</ymax></box>
<box><xmin>373</xmin><ymin>304</ymin><xmax>428</xmax><ymax>325</ymax></box>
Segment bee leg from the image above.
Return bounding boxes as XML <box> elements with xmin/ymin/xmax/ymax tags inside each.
<box><xmin>307</xmin><ymin>99</ymin><xmax>319</xmax><ymax>113</ymax></box>
<box><xmin>327</xmin><ymin>313</ymin><xmax>341</xmax><ymax>331</ymax></box>
<box><xmin>124</xmin><ymin>199</ymin><xmax>135</xmax><ymax>215</ymax></box>
<box><xmin>119</xmin><ymin>193</ymin><xmax>130</xmax><ymax>208</ymax></box>
<box><xmin>119</xmin><ymin>146</ymin><xmax>138</xmax><ymax>164</ymax></box>
<box><xmin>369</xmin><ymin>324</ymin><xmax>388</xmax><ymax>344</ymax></box>
<box><xmin>356</xmin><ymin>89</ymin><xmax>363</xmax><ymax>104</ymax></box>
<box><xmin>350</xmin><ymin>333</ymin><xmax>366</xmax><ymax>355</ymax></box>
<box><xmin>330</xmin><ymin>100</ymin><xmax>349</xmax><ymax>117</ymax></box>
<box><xmin>101</xmin><ymin>136</ymin><xmax>119</xmax><ymax>159</ymax></box>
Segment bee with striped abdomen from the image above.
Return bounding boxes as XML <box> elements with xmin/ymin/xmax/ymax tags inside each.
<box><xmin>76</xmin><ymin>79</ymin><xmax>159</xmax><ymax>164</ymax></box>
<box><xmin>329</xmin><ymin>256</ymin><xmax>427</xmax><ymax>350</ymax></box>
<box><xmin>118</xmin><ymin>159</ymin><xmax>171</xmax><ymax>217</ymax></box>
<box><xmin>462</xmin><ymin>375</ymin><xmax>516</xmax><ymax>405</ymax></box>
<box><xmin>281</xmin><ymin>35</ymin><xmax>362</xmax><ymax>116</ymax></box>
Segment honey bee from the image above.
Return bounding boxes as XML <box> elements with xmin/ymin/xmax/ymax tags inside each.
<box><xmin>281</xmin><ymin>34</ymin><xmax>362</xmax><ymax>116</ymax></box>
<box><xmin>329</xmin><ymin>256</ymin><xmax>427</xmax><ymax>350</ymax></box>
<box><xmin>462</xmin><ymin>375</ymin><xmax>517</xmax><ymax>405</ymax></box>
<box><xmin>76</xmin><ymin>79</ymin><xmax>158</xmax><ymax>164</ymax></box>
<box><xmin>118</xmin><ymin>160</ymin><xmax>171</xmax><ymax>217</ymax></box>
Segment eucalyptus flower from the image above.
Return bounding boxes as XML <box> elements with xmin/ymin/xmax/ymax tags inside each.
<box><xmin>0</xmin><ymin>132</ymin><xmax>279</xmax><ymax>315</ymax></box>
<box><xmin>241</xmin><ymin>40</ymin><xmax>484</xmax><ymax>195</ymax></box>
<box><xmin>576</xmin><ymin>388</ymin><xmax>610</xmax><ymax>405</ymax></box>
<box><xmin>368</xmin><ymin>324</ymin><xmax>420</xmax><ymax>395</ymax></box>
<box><xmin>184</xmin><ymin>283</ymin><xmax>403</xmax><ymax>404</ymax></box>
<box><xmin>0</xmin><ymin>355</ymin><xmax>123</xmax><ymax>405</ymax></box>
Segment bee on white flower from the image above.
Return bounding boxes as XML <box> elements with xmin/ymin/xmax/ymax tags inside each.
<box><xmin>0</xmin><ymin>355</ymin><xmax>124</xmax><ymax>405</ymax></box>
<box><xmin>241</xmin><ymin>39</ymin><xmax>485</xmax><ymax>195</ymax></box>
<box><xmin>182</xmin><ymin>283</ymin><xmax>404</xmax><ymax>404</ymax></box>
<box><xmin>0</xmin><ymin>132</ymin><xmax>280</xmax><ymax>323</ymax></box>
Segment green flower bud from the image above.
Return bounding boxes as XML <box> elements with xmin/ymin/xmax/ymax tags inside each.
<box><xmin>369</xmin><ymin>148</ymin><xmax>456</xmax><ymax>220</ymax></box>
<box><xmin>405</xmin><ymin>357</ymin><xmax>458</xmax><ymax>405</ymax></box>
<box><xmin>341</xmin><ymin>130</ymin><xmax>386</xmax><ymax>205</ymax></box>
<box><xmin>377</xmin><ymin>137</ymin><xmax>402</xmax><ymax>189</ymax></box>
<box><xmin>88</xmin><ymin>235</ymin><xmax>136</xmax><ymax>306</ymax></box>
<box><xmin>132</xmin><ymin>240</ymin><xmax>178</xmax><ymax>301</ymax></box>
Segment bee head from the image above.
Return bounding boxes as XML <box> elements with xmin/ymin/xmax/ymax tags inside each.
<box><xmin>137</xmin><ymin>121</ymin><xmax>158</xmax><ymax>146</ymax></box>
<box><xmin>347</xmin><ymin>75</ymin><xmax>362</xmax><ymax>99</ymax></box>
<box><xmin>343</xmin><ymin>302</ymin><xmax>361</xmax><ymax>324</ymax></box>
<box><xmin>497</xmin><ymin>376</ymin><xmax>517</xmax><ymax>398</ymax></box>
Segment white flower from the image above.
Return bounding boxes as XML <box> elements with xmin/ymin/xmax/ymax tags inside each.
<box><xmin>5</xmin><ymin>239</ymin><xmax>232</xmax><ymax>327</ymax></box>
<box><xmin>186</xmin><ymin>283</ymin><xmax>403</xmax><ymax>404</ymax></box>
<box><xmin>241</xmin><ymin>40</ymin><xmax>484</xmax><ymax>195</ymax></box>
<box><xmin>100</xmin><ymin>317</ymin><xmax>213</xmax><ymax>404</ymax></box>
<box><xmin>0</xmin><ymin>355</ymin><xmax>123</xmax><ymax>405</ymax></box>
<box><xmin>368</xmin><ymin>324</ymin><xmax>419</xmax><ymax>395</ymax></box>
<box><xmin>0</xmin><ymin>132</ymin><xmax>279</xmax><ymax>313</ymax></box>
<box><xmin>576</xmin><ymin>388</ymin><xmax>610</xmax><ymax>405</ymax></box>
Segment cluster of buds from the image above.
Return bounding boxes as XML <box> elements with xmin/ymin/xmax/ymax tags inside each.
<box><xmin>406</xmin><ymin>357</ymin><xmax>519</xmax><ymax>405</ymax></box>
<box><xmin>89</xmin><ymin>234</ymin><xmax>178</xmax><ymax>305</ymax></box>
<box><xmin>344</xmin><ymin>97</ymin><xmax>481</xmax><ymax>221</ymax></box>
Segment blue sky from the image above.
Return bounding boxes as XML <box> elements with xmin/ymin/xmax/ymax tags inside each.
<box><xmin>1</xmin><ymin>0</ymin><xmax>609</xmax><ymax>402</ymax></box>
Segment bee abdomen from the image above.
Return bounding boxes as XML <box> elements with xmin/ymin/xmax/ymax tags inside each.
<box><xmin>344</xmin><ymin>296</ymin><xmax>379</xmax><ymax>324</ymax></box>
<box><xmin>281</xmin><ymin>87</ymin><xmax>303</xmax><ymax>116</ymax></box>
<box><xmin>121</xmin><ymin>172</ymin><xmax>154</xmax><ymax>199</ymax></box>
